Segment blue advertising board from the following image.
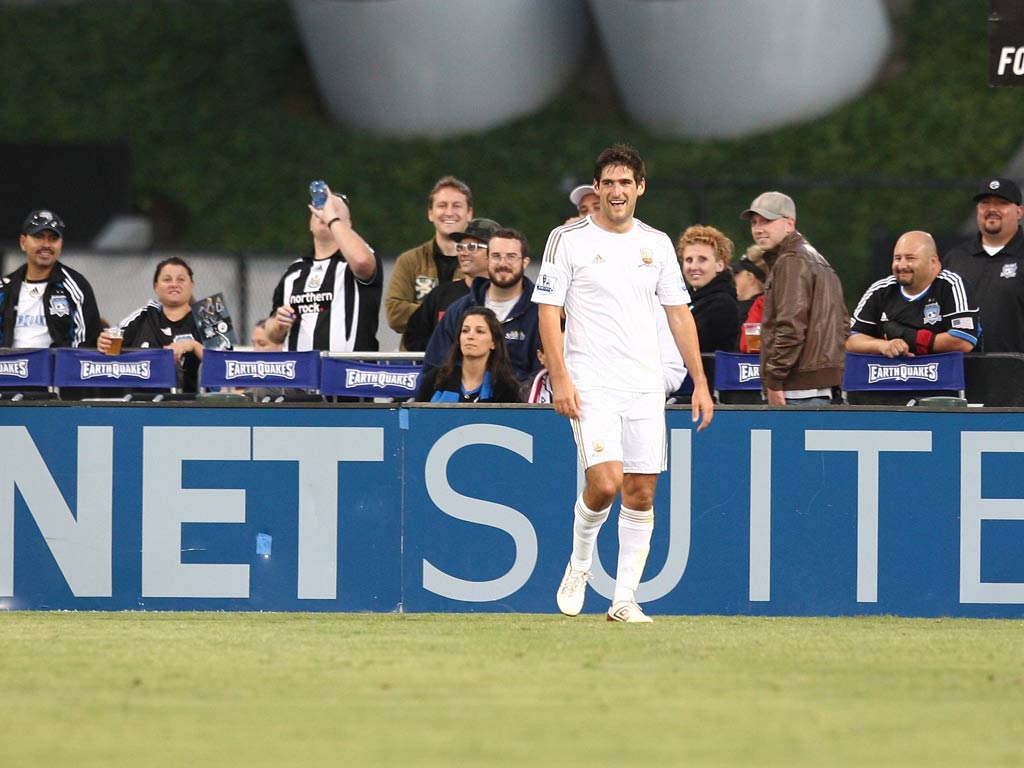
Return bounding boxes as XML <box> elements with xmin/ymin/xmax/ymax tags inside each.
<box><xmin>1</xmin><ymin>403</ymin><xmax>1023</xmax><ymax>617</ymax></box>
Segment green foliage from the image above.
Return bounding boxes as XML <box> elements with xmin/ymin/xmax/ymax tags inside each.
<box><xmin>1</xmin><ymin>0</ymin><xmax>1022</xmax><ymax>301</ymax></box>
<box><xmin>1</xmin><ymin>612</ymin><xmax>1022</xmax><ymax>767</ymax></box>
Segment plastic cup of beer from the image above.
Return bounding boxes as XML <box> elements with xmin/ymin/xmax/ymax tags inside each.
<box><xmin>104</xmin><ymin>327</ymin><xmax>123</xmax><ymax>355</ymax></box>
<box><xmin>743</xmin><ymin>322</ymin><xmax>761</xmax><ymax>352</ymax></box>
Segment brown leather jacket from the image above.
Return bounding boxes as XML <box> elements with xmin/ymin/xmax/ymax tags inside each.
<box><xmin>760</xmin><ymin>231</ymin><xmax>848</xmax><ymax>392</ymax></box>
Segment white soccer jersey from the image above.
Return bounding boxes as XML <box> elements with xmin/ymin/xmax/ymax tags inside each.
<box><xmin>532</xmin><ymin>217</ymin><xmax>690</xmax><ymax>392</ymax></box>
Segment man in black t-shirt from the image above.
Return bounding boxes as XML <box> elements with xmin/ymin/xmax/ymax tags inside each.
<box><xmin>850</xmin><ymin>230</ymin><xmax>979</xmax><ymax>357</ymax></box>
<box><xmin>942</xmin><ymin>177</ymin><xmax>1024</xmax><ymax>353</ymax></box>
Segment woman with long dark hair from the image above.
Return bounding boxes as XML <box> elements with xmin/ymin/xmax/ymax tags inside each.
<box><xmin>415</xmin><ymin>306</ymin><xmax>521</xmax><ymax>403</ymax></box>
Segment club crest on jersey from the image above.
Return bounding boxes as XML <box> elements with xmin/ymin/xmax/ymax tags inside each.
<box><xmin>48</xmin><ymin>296</ymin><xmax>69</xmax><ymax>317</ymax></box>
<box><xmin>639</xmin><ymin>249</ymin><xmax>653</xmax><ymax>267</ymax></box>
<box><xmin>923</xmin><ymin>302</ymin><xmax>941</xmax><ymax>325</ymax></box>
<box><xmin>1000</xmin><ymin>263</ymin><xmax>1018</xmax><ymax>279</ymax></box>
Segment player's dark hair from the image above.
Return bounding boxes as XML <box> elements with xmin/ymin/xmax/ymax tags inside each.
<box><xmin>593</xmin><ymin>144</ymin><xmax>646</xmax><ymax>185</ymax></box>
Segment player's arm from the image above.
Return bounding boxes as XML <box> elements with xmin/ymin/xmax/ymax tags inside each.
<box><xmin>664</xmin><ymin>303</ymin><xmax>713</xmax><ymax>431</ymax></box>
<box><xmin>537</xmin><ymin>303</ymin><xmax>579</xmax><ymax>420</ymax></box>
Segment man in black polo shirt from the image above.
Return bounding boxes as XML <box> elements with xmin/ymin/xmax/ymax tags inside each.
<box><xmin>942</xmin><ymin>177</ymin><xmax>1024</xmax><ymax>353</ymax></box>
<box><xmin>850</xmin><ymin>230</ymin><xmax>979</xmax><ymax>357</ymax></box>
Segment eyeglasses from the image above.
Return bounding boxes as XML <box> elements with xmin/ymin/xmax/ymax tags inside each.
<box><xmin>455</xmin><ymin>242</ymin><xmax>488</xmax><ymax>254</ymax></box>
<box><xmin>489</xmin><ymin>253</ymin><xmax>523</xmax><ymax>263</ymax></box>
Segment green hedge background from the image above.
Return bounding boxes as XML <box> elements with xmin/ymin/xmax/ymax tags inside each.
<box><xmin>1</xmin><ymin>0</ymin><xmax>1022</xmax><ymax>301</ymax></box>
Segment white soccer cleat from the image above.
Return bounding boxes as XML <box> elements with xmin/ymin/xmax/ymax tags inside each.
<box><xmin>606</xmin><ymin>600</ymin><xmax>654</xmax><ymax>624</ymax></box>
<box><xmin>556</xmin><ymin>562</ymin><xmax>591</xmax><ymax>616</ymax></box>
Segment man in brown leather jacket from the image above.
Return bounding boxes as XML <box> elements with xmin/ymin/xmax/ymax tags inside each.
<box><xmin>741</xmin><ymin>191</ymin><xmax>848</xmax><ymax>405</ymax></box>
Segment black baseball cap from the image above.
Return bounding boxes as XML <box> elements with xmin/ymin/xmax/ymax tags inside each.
<box><xmin>973</xmin><ymin>178</ymin><xmax>1022</xmax><ymax>205</ymax></box>
<box><xmin>22</xmin><ymin>209</ymin><xmax>66</xmax><ymax>237</ymax></box>
<box><xmin>450</xmin><ymin>218</ymin><xmax>501</xmax><ymax>243</ymax></box>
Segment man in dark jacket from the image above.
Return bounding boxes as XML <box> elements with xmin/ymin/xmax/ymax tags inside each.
<box><xmin>423</xmin><ymin>228</ymin><xmax>542</xmax><ymax>383</ymax></box>
<box><xmin>942</xmin><ymin>177</ymin><xmax>1024</xmax><ymax>353</ymax></box>
<box><xmin>0</xmin><ymin>209</ymin><xmax>101</xmax><ymax>348</ymax></box>
<box><xmin>741</xmin><ymin>192</ymin><xmax>847</xmax><ymax>405</ymax></box>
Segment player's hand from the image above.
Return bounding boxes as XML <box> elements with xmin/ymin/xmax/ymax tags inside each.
<box><xmin>691</xmin><ymin>382</ymin><xmax>714</xmax><ymax>432</ymax></box>
<box><xmin>549</xmin><ymin>371</ymin><xmax>581</xmax><ymax>420</ymax></box>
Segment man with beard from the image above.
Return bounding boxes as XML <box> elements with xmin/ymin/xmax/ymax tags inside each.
<box><xmin>943</xmin><ymin>178</ymin><xmax>1024</xmax><ymax>352</ymax></box>
<box><xmin>849</xmin><ymin>231</ymin><xmax>978</xmax><ymax>357</ymax></box>
<box><xmin>1</xmin><ymin>209</ymin><xmax>101</xmax><ymax>348</ymax></box>
<box><xmin>422</xmin><ymin>228</ymin><xmax>541</xmax><ymax>383</ymax></box>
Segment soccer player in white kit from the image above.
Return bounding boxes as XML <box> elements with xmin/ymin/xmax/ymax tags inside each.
<box><xmin>533</xmin><ymin>144</ymin><xmax>714</xmax><ymax>623</ymax></box>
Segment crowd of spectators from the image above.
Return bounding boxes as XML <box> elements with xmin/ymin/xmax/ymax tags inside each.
<box><xmin>3</xmin><ymin>172</ymin><xmax>1022</xmax><ymax>403</ymax></box>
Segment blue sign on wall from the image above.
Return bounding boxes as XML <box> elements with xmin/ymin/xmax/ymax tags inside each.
<box><xmin>1</xmin><ymin>403</ymin><xmax>1023</xmax><ymax>618</ymax></box>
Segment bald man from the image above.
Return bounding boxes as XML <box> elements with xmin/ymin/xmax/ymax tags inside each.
<box><xmin>848</xmin><ymin>231</ymin><xmax>979</xmax><ymax>358</ymax></box>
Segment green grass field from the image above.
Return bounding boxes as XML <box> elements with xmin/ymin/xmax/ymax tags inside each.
<box><xmin>1</xmin><ymin>612</ymin><xmax>1020</xmax><ymax>767</ymax></box>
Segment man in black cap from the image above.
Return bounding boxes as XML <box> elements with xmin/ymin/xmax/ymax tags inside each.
<box><xmin>943</xmin><ymin>177</ymin><xmax>1024</xmax><ymax>353</ymax></box>
<box><xmin>0</xmin><ymin>210</ymin><xmax>101</xmax><ymax>348</ymax></box>
<box><xmin>403</xmin><ymin>217</ymin><xmax>500</xmax><ymax>352</ymax></box>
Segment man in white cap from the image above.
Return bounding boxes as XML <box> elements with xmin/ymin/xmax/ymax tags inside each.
<box><xmin>741</xmin><ymin>191</ymin><xmax>847</xmax><ymax>405</ymax></box>
<box><xmin>942</xmin><ymin>177</ymin><xmax>1024</xmax><ymax>353</ymax></box>
<box><xmin>564</xmin><ymin>183</ymin><xmax>601</xmax><ymax>224</ymax></box>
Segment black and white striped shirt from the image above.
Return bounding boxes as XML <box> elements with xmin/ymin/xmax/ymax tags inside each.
<box><xmin>270</xmin><ymin>250</ymin><xmax>382</xmax><ymax>352</ymax></box>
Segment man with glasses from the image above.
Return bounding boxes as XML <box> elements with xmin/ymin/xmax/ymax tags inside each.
<box><xmin>0</xmin><ymin>209</ymin><xmax>101</xmax><ymax>348</ymax></box>
<box><xmin>403</xmin><ymin>217</ymin><xmax>500</xmax><ymax>351</ymax></box>
<box><xmin>423</xmin><ymin>227</ymin><xmax>542</xmax><ymax>383</ymax></box>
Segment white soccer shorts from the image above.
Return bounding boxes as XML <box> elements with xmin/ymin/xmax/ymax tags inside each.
<box><xmin>571</xmin><ymin>387</ymin><xmax>667</xmax><ymax>474</ymax></box>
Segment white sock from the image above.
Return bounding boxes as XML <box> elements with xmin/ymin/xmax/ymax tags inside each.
<box><xmin>570</xmin><ymin>493</ymin><xmax>611</xmax><ymax>571</ymax></box>
<box><xmin>613</xmin><ymin>505</ymin><xmax>654</xmax><ymax>605</ymax></box>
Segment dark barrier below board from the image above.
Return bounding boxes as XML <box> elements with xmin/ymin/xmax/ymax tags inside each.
<box><xmin>1</xmin><ymin>402</ymin><xmax>1023</xmax><ymax>618</ymax></box>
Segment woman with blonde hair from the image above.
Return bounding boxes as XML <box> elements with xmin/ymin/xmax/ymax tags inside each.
<box><xmin>676</xmin><ymin>224</ymin><xmax>739</xmax><ymax>352</ymax></box>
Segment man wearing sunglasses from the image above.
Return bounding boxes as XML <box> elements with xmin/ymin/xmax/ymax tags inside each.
<box><xmin>1</xmin><ymin>210</ymin><xmax>101</xmax><ymax>348</ymax></box>
<box><xmin>403</xmin><ymin>217</ymin><xmax>500</xmax><ymax>352</ymax></box>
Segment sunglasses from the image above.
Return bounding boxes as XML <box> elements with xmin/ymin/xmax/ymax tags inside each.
<box><xmin>455</xmin><ymin>242</ymin><xmax>488</xmax><ymax>254</ymax></box>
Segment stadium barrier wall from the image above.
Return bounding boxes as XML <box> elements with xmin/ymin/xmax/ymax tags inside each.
<box><xmin>2</xmin><ymin>403</ymin><xmax>1023</xmax><ymax>618</ymax></box>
